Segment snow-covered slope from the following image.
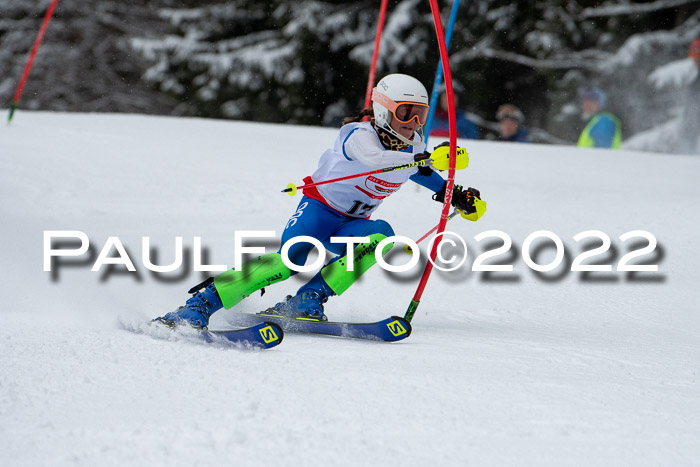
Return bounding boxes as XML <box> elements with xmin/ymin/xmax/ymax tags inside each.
<box><xmin>1</xmin><ymin>111</ymin><xmax>699</xmax><ymax>466</ymax></box>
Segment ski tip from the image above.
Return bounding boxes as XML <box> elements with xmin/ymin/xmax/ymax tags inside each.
<box><xmin>259</xmin><ymin>321</ymin><xmax>284</xmax><ymax>347</ymax></box>
<box><xmin>386</xmin><ymin>316</ymin><xmax>412</xmax><ymax>341</ymax></box>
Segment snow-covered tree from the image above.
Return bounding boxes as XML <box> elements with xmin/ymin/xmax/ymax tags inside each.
<box><xmin>622</xmin><ymin>34</ymin><xmax>700</xmax><ymax>154</ymax></box>
<box><xmin>447</xmin><ymin>0</ymin><xmax>700</xmax><ymax>146</ymax></box>
<box><xmin>0</xmin><ymin>0</ymin><xmax>181</xmax><ymax>115</ymax></box>
<box><xmin>130</xmin><ymin>0</ymin><xmax>436</xmax><ymax>124</ymax></box>
<box><xmin>3</xmin><ymin>0</ymin><xmax>700</xmax><ymax>152</ymax></box>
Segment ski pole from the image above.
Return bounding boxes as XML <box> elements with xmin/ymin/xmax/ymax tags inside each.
<box><xmin>403</xmin><ymin>209</ymin><xmax>459</xmax><ymax>253</ymax></box>
<box><xmin>8</xmin><ymin>0</ymin><xmax>60</xmax><ymax>123</ymax></box>
<box><xmin>282</xmin><ymin>159</ymin><xmax>429</xmax><ymax>196</ymax></box>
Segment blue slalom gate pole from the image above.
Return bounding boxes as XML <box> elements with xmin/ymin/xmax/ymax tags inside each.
<box><xmin>423</xmin><ymin>0</ymin><xmax>460</xmax><ymax>146</ymax></box>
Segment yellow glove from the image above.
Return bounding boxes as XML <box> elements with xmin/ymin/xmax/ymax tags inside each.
<box><xmin>457</xmin><ymin>198</ymin><xmax>487</xmax><ymax>221</ymax></box>
<box><xmin>434</xmin><ymin>185</ymin><xmax>485</xmax><ymax>221</ymax></box>
<box><xmin>429</xmin><ymin>144</ymin><xmax>469</xmax><ymax>171</ymax></box>
<box><xmin>454</xmin><ymin>186</ymin><xmax>486</xmax><ymax>221</ymax></box>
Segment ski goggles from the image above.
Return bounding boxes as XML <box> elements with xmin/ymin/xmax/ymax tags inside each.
<box><xmin>372</xmin><ymin>89</ymin><xmax>430</xmax><ymax>125</ymax></box>
<box><xmin>495</xmin><ymin>103</ymin><xmax>524</xmax><ymax>123</ymax></box>
<box><xmin>497</xmin><ymin>112</ymin><xmax>520</xmax><ymax>122</ymax></box>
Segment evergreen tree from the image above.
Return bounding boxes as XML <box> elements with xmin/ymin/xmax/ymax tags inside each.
<box><xmin>130</xmin><ymin>0</ymin><xmax>435</xmax><ymax>124</ymax></box>
<box><xmin>0</xmin><ymin>0</ymin><xmax>181</xmax><ymax>115</ymax></box>
<box><xmin>3</xmin><ymin>0</ymin><xmax>699</xmax><ymax>152</ymax></box>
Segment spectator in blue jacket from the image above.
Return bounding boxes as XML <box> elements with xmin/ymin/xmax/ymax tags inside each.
<box><xmin>577</xmin><ymin>88</ymin><xmax>622</xmax><ymax>149</ymax></box>
<box><xmin>429</xmin><ymin>85</ymin><xmax>480</xmax><ymax>140</ymax></box>
<box><xmin>496</xmin><ymin>104</ymin><xmax>529</xmax><ymax>143</ymax></box>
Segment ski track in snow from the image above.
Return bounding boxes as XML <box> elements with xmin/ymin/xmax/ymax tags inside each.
<box><xmin>1</xmin><ymin>111</ymin><xmax>699</xmax><ymax>466</ymax></box>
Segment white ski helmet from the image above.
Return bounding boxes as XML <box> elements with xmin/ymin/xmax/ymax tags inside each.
<box><xmin>372</xmin><ymin>73</ymin><xmax>429</xmax><ymax>146</ymax></box>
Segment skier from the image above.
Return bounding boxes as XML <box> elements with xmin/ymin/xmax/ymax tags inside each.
<box><xmin>156</xmin><ymin>74</ymin><xmax>486</xmax><ymax>329</ymax></box>
<box><xmin>576</xmin><ymin>88</ymin><xmax>622</xmax><ymax>149</ymax></box>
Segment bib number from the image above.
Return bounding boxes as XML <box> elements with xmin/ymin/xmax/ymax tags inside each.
<box><xmin>347</xmin><ymin>200</ymin><xmax>376</xmax><ymax>217</ymax></box>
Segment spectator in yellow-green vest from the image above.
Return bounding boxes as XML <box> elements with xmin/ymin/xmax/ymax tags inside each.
<box><xmin>577</xmin><ymin>88</ymin><xmax>622</xmax><ymax>149</ymax></box>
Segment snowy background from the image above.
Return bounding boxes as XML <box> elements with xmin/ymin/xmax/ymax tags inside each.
<box><xmin>3</xmin><ymin>1</ymin><xmax>700</xmax><ymax>149</ymax></box>
<box><xmin>1</xmin><ymin>111</ymin><xmax>699</xmax><ymax>466</ymax></box>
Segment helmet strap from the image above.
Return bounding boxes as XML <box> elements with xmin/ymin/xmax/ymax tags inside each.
<box><xmin>372</xmin><ymin>118</ymin><xmax>423</xmax><ymax>149</ymax></box>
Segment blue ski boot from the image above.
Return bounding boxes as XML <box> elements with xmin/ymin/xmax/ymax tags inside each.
<box><xmin>156</xmin><ymin>282</ymin><xmax>223</xmax><ymax>330</ymax></box>
<box><xmin>271</xmin><ymin>290</ymin><xmax>328</xmax><ymax>321</ymax></box>
<box><xmin>269</xmin><ymin>273</ymin><xmax>334</xmax><ymax>321</ymax></box>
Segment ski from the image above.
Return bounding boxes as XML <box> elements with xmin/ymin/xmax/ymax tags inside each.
<box><xmin>226</xmin><ymin>312</ymin><xmax>412</xmax><ymax>342</ymax></box>
<box><xmin>123</xmin><ymin>320</ymin><xmax>284</xmax><ymax>349</ymax></box>
<box><xmin>204</xmin><ymin>321</ymin><xmax>284</xmax><ymax>349</ymax></box>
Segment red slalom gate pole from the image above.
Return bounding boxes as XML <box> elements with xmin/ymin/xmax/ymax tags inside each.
<box><xmin>8</xmin><ymin>0</ymin><xmax>60</xmax><ymax>123</ymax></box>
<box><xmin>405</xmin><ymin>0</ymin><xmax>458</xmax><ymax>323</ymax></box>
<box><xmin>362</xmin><ymin>0</ymin><xmax>389</xmax><ymax>117</ymax></box>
